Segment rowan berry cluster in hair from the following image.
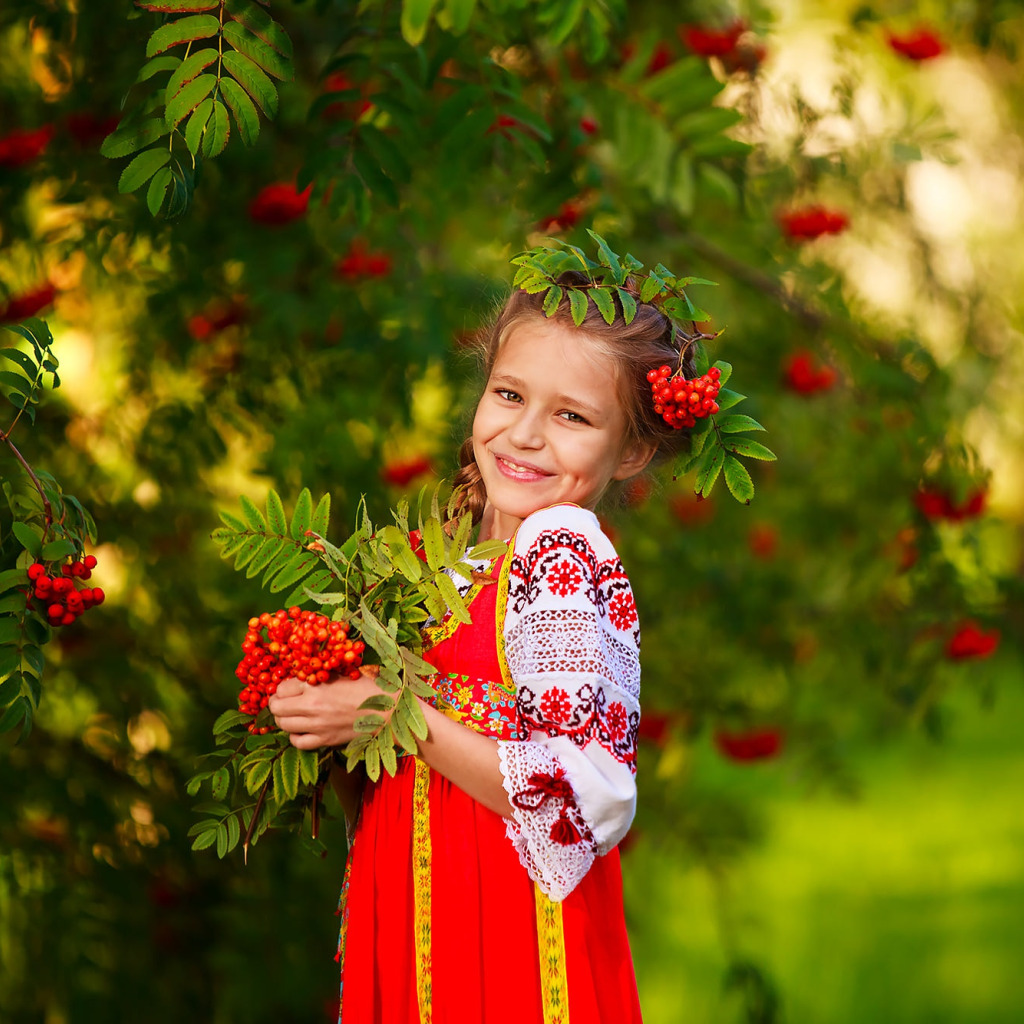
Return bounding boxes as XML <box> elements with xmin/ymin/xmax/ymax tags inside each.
<box><xmin>648</xmin><ymin>364</ymin><xmax>721</xmax><ymax>428</ymax></box>
<box><xmin>235</xmin><ymin>607</ymin><xmax>365</xmax><ymax>734</ymax></box>
<box><xmin>27</xmin><ymin>557</ymin><xmax>104</xmax><ymax>627</ymax></box>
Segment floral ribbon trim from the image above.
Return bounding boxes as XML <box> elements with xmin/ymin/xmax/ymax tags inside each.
<box><xmin>535</xmin><ymin>883</ymin><xmax>570</xmax><ymax>1024</ymax></box>
<box><xmin>412</xmin><ymin>759</ymin><xmax>433</xmax><ymax>1023</ymax></box>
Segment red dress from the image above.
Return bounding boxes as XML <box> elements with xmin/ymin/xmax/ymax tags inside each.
<box><xmin>338</xmin><ymin>505</ymin><xmax>643</xmax><ymax>1023</ymax></box>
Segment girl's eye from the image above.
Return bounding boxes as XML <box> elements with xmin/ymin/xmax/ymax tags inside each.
<box><xmin>560</xmin><ymin>410</ymin><xmax>590</xmax><ymax>425</ymax></box>
<box><xmin>495</xmin><ymin>388</ymin><xmax>521</xmax><ymax>403</ymax></box>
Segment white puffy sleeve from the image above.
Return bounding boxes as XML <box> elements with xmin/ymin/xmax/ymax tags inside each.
<box><xmin>496</xmin><ymin>503</ymin><xmax>640</xmax><ymax>902</ymax></box>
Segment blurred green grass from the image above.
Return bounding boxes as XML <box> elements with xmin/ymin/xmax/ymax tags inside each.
<box><xmin>626</xmin><ymin>664</ymin><xmax>1024</xmax><ymax>1023</ymax></box>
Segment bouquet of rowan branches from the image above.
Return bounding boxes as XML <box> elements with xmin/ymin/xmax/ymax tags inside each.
<box><xmin>187</xmin><ymin>487</ymin><xmax>505</xmax><ymax>860</ymax></box>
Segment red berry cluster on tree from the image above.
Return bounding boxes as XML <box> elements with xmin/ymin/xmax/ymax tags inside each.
<box><xmin>647</xmin><ymin>364</ymin><xmax>721</xmax><ymax>429</ymax></box>
<box><xmin>27</xmin><ymin>556</ymin><xmax>104</xmax><ymax>627</ymax></box>
<box><xmin>886</xmin><ymin>26</ymin><xmax>946</xmax><ymax>62</ymax></box>
<box><xmin>777</xmin><ymin>205</ymin><xmax>849</xmax><ymax>242</ymax></box>
<box><xmin>945</xmin><ymin>621</ymin><xmax>999</xmax><ymax>661</ymax></box>
<box><xmin>714</xmin><ymin>727</ymin><xmax>784</xmax><ymax>762</ymax></box>
<box><xmin>235</xmin><ymin>607</ymin><xmax>365</xmax><ymax>733</ymax></box>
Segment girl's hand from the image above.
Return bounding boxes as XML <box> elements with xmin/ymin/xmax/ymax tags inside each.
<box><xmin>268</xmin><ymin>666</ymin><xmax>389</xmax><ymax>750</ymax></box>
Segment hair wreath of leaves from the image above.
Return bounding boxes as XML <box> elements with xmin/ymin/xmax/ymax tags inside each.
<box><xmin>509</xmin><ymin>230</ymin><xmax>777</xmax><ymax>504</ymax></box>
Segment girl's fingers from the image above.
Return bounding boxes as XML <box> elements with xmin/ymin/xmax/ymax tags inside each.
<box><xmin>274</xmin><ymin>677</ymin><xmax>306</xmax><ymax>699</ymax></box>
<box><xmin>287</xmin><ymin>731</ymin><xmax>325</xmax><ymax>750</ymax></box>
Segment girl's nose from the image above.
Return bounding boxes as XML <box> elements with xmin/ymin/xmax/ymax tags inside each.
<box><xmin>507</xmin><ymin>408</ymin><xmax>545</xmax><ymax>449</ymax></box>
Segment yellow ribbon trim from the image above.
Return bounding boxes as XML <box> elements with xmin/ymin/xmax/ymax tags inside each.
<box><xmin>535</xmin><ymin>884</ymin><xmax>571</xmax><ymax>1024</ymax></box>
<box><xmin>412</xmin><ymin>759</ymin><xmax>433</xmax><ymax>1024</ymax></box>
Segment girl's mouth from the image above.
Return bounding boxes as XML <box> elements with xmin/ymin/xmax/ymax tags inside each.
<box><xmin>493</xmin><ymin>453</ymin><xmax>552</xmax><ymax>481</ymax></box>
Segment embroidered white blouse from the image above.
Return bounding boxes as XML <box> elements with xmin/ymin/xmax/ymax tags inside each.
<box><xmin>495</xmin><ymin>504</ymin><xmax>640</xmax><ymax>902</ymax></box>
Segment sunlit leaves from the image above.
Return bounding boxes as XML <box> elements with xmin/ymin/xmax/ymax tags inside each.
<box><xmin>200</xmin><ymin>485</ymin><xmax>509</xmax><ymax>855</ymax></box>
<box><xmin>106</xmin><ymin>1</ymin><xmax>295</xmax><ymax>215</ymax></box>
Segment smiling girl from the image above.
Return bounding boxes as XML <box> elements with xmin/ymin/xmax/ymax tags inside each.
<box><xmin>269</xmin><ymin>268</ymin><xmax>692</xmax><ymax>1023</ymax></box>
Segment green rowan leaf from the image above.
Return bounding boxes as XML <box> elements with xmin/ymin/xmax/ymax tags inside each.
<box><xmin>146</xmin><ymin>166</ymin><xmax>173</xmax><ymax>215</ymax></box>
<box><xmin>435</xmin><ymin>572</ymin><xmax>471</xmax><ymax>624</ymax></box>
<box><xmin>284</xmin><ymin>567</ymin><xmax>334</xmax><ymax>607</ymax></box>
<box><xmin>184</xmin><ymin>98</ymin><xmax>211</xmax><ymax>155</ymax></box>
<box><xmin>11</xmin><ymin>522</ymin><xmax>42</xmax><ymax>557</ymax></box>
<box><xmin>132</xmin><ymin>55</ymin><xmax>182</xmax><ymax>86</ymax></box>
<box><xmin>246</xmin><ymin>536</ymin><xmax>286</xmax><ymax>578</ymax></box>
<box><xmin>269</xmin><ymin>551</ymin><xmax>319</xmax><ymax>593</ymax></box>
<box><xmin>417</xmin><ymin>580</ymin><xmax>447</xmax><ymax>623</ymax></box>
<box><xmin>41</xmin><ymin>539</ymin><xmax>75</xmax><ymax>560</ymax></box>
<box><xmin>311</xmin><ymin>493</ymin><xmax>331</xmax><ymax>537</ymax></box>
<box><xmin>712</xmin><ymin>360</ymin><xmax>732</xmax><ymax>385</ymax></box>
<box><xmin>723</xmin><ymin>456</ymin><xmax>754</xmax><ymax>504</ymax></box>
<box><xmin>222</xmin><ymin>50</ymin><xmax>278</xmax><ymax>117</ymax></box>
<box><xmin>220</xmin><ymin>76</ymin><xmax>261</xmax><ymax>145</ymax></box>
<box><xmin>225</xmin><ymin>0</ymin><xmax>293</xmax><ymax>58</ymax></box>
<box><xmin>542</xmin><ymin>285</ymin><xmax>563</xmax><ymax>316</ymax></box>
<box><xmin>390</xmin><ymin>709</ymin><xmax>418</xmax><ymax>755</ymax></box>
<box><xmin>211</xmin><ymin>767</ymin><xmax>230</xmax><ymax>800</ymax></box>
<box><xmin>617</xmin><ymin>287</ymin><xmax>637</xmax><ymax>325</ymax></box>
<box><xmin>262</xmin><ymin>541</ymin><xmax>301</xmax><ymax>587</ymax></box>
<box><xmin>586</xmin><ymin>229</ymin><xmax>624</xmax><ymax>283</ymax></box>
<box><xmin>223</xmin><ymin>20</ymin><xmax>293</xmax><ymax>80</ymax></box>
<box><xmin>239</xmin><ymin>494</ymin><xmax>266</xmax><ymax>532</ymax></box>
<box><xmin>225</xmin><ymin>814</ymin><xmax>240</xmax><ymax>853</ymax></box>
<box><xmin>191</xmin><ymin>827</ymin><xmax>219</xmax><ymax>851</ymax></box>
<box><xmin>165</xmin><ymin>48</ymin><xmax>219</xmax><ymax>104</ymax></box>
<box><xmin>379</xmin><ymin>740</ymin><xmax>398</xmax><ymax>778</ymax></box>
<box><xmin>233</xmin><ymin>535</ymin><xmax>263</xmax><ymax>571</ymax></box>
<box><xmin>421</xmin><ymin>517</ymin><xmax>445</xmax><ymax>572</ymax></box>
<box><xmin>118</xmin><ymin>147</ymin><xmax>171</xmax><ymax>194</ymax></box>
<box><xmin>290</xmin><ymin>488</ymin><xmax>313</xmax><ymax>541</ymax></box>
<box><xmin>568</xmin><ymin>288</ymin><xmax>588</xmax><ymax>327</ymax></box>
<box><xmin>717</xmin><ymin>414</ymin><xmax>765</xmax><ymax>433</ymax></box>
<box><xmin>265</xmin><ymin>490</ymin><xmax>287</xmax><ymax>536</ymax></box>
<box><xmin>244</xmin><ymin>758</ymin><xmax>273</xmax><ymax>794</ymax></box>
<box><xmin>0</xmin><ymin>347</ymin><xmax>39</xmax><ymax>376</ymax></box>
<box><xmin>364</xmin><ymin>742</ymin><xmax>380</xmax><ymax>782</ymax></box>
<box><xmin>201</xmin><ymin>100</ymin><xmax>230</xmax><ymax>157</ymax></box>
<box><xmin>219</xmin><ymin>509</ymin><xmax>246</xmax><ymax>532</ymax></box>
<box><xmin>213</xmin><ymin>709</ymin><xmax>250</xmax><ymax>734</ymax></box>
<box><xmin>165</xmin><ymin>72</ymin><xmax>216</xmax><ymax>130</ymax></box>
<box><xmin>298</xmin><ymin>748</ymin><xmax>320</xmax><ymax>786</ymax></box>
<box><xmin>589</xmin><ymin>287</ymin><xmax>616</xmax><ymax>325</ymax></box>
<box><xmin>725</xmin><ymin>438</ymin><xmax>777</xmax><ymax>461</ymax></box>
<box><xmin>716</xmin><ymin>388</ymin><xmax>746</xmax><ymax>412</ymax></box>
<box><xmin>145</xmin><ymin>14</ymin><xmax>220</xmax><ymax>57</ymax></box>
<box><xmin>280</xmin><ymin>746</ymin><xmax>300</xmax><ymax>800</ymax></box>
<box><xmin>695</xmin><ymin>443</ymin><xmax>725</xmax><ymax>496</ymax></box>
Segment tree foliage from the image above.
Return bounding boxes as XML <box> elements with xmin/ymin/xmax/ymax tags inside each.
<box><xmin>1</xmin><ymin>1</ymin><xmax>1021</xmax><ymax>1021</ymax></box>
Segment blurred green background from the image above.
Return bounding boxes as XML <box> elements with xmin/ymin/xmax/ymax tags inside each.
<box><xmin>1</xmin><ymin>0</ymin><xmax>1022</xmax><ymax>1021</ymax></box>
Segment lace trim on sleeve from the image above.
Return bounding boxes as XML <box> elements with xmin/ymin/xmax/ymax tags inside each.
<box><xmin>498</xmin><ymin>740</ymin><xmax>597</xmax><ymax>903</ymax></box>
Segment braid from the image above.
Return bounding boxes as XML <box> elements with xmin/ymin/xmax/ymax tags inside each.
<box><xmin>451</xmin><ymin>437</ymin><xmax>487</xmax><ymax>524</ymax></box>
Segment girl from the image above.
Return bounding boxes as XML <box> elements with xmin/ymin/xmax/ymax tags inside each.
<box><xmin>269</xmin><ymin>270</ymin><xmax>691</xmax><ymax>1023</ymax></box>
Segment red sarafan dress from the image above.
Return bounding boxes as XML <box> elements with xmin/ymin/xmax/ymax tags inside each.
<box><xmin>338</xmin><ymin>504</ymin><xmax>643</xmax><ymax>1023</ymax></box>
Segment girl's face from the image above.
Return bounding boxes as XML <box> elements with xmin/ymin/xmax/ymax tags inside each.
<box><xmin>472</xmin><ymin>316</ymin><xmax>652</xmax><ymax>540</ymax></box>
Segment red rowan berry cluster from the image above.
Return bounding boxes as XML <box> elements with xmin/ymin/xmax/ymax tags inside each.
<box><xmin>648</xmin><ymin>364</ymin><xmax>721</xmax><ymax>429</ymax></box>
<box><xmin>235</xmin><ymin>607</ymin><xmax>365</xmax><ymax>734</ymax></box>
<box><xmin>27</xmin><ymin>556</ymin><xmax>104</xmax><ymax>627</ymax></box>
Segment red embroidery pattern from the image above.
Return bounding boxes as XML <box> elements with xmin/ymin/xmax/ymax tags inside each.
<box><xmin>509</xmin><ymin>527</ymin><xmax>639</xmax><ymax>645</ymax></box>
<box><xmin>518</xmin><ymin>682</ymin><xmax>639</xmax><ymax>771</ymax></box>
<box><xmin>607</xmin><ymin>592</ymin><xmax>638</xmax><ymax>631</ymax></box>
<box><xmin>509</xmin><ymin>768</ymin><xmax>594</xmax><ymax>847</ymax></box>
<box><xmin>547</xmin><ymin>558</ymin><xmax>584</xmax><ymax>597</ymax></box>
<box><xmin>539</xmin><ymin>687</ymin><xmax>573</xmax><ymax>724</ymax></box>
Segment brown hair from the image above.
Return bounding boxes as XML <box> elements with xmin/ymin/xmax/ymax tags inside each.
<box><xmin>453</xmin><ymin>271</ymin><xmax>696</xmax><ymax>523</ymax></box>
